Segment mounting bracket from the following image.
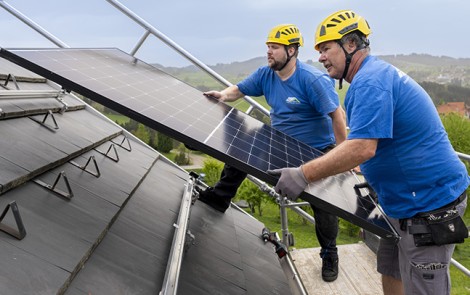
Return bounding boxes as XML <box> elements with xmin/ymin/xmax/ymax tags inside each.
<box><xmin>0</xmin><ymin>201</ymin><xmax>26</xmax><ymax>240</ymax></box>
<box><xmin>95</xmin><ymin>143</ymin><xmax>120</xmax><ymax>162</ymax></box>
<box><xmin>33</xmin><ymin>171</ymin><xmax>74</xmax><ymax>200</ymax></box>
<box><xmin>29</xmin><ymin>110</ymin><xmax>59</xmax><ymax>130</ymax></box>
<box><xmin>69</xmin><ymin>155</ymin><xmax>101</xmax><ymax>177</ymax></box>
<box><xmin>113</xmin><ymin>136</ymin><xmax>132</xmax><ymax>151</ymax></box>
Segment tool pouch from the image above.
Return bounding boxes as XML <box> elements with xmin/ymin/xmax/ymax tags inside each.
<box><xmin>407</xmin><ymin>205</ymin><xmax>468</xmax><ymax>247</ymax></box>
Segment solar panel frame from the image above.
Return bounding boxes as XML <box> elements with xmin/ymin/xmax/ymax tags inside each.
<box><xmin>0</xmin><ymin>47</ymin><xmax>399</xmax><ymax>240</ymax></box>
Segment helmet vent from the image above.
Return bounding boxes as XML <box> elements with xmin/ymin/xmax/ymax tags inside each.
<box><xmin>345</xmin><ymin>11</ymin><xmax>354</xmax><ymax>18</ymax></box>
<box><xmin>331</xmin><ymin>18</ymin><xmax>342</xmax><ymax>24</ymax></box>
<box><xmin>339</xmin><ymin>23</ymin><xmax>358</xmax><ymax>35</ymax></box>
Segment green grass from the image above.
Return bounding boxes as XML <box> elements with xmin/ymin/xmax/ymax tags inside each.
<box><xmin>104</xmin><ymin>113</ymin><xmax>130</xmax><ymax>125</ymax></box>
<box><xmin>451</xmin><ymin>240</ymin><xmax>470</xmax><ymax>294</ymax></box>
<box><xmin>240</xmin><ymin>200</ymin><xmax>361</xmax><ymax>248</ymax></box>
<box><xmin>162</xmin><ymin>152</ymin><xmax>176</xmax><ymax>162</ymax></box>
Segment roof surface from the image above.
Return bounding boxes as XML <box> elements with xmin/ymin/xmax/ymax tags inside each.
<box><xmin>0</xmin><ymin>56</ymin><xmax>291</xmax><ymax>295</ymax></box>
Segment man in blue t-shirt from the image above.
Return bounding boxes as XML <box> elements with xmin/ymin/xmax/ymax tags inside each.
<box><xmin>269</xmin><ymin>10</ymin><xmax>470</xmax><ymax>295</ymax></box>
<box><xmin>199</xmin><ymin>24</ymin><xmax>347</xmax><ymax>282</ymax></box>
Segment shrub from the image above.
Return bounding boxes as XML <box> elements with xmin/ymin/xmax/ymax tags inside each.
<box><xmin>237</xmin><ymin>180</ymin><xmax>268</xmax><ymax>216</ymax></box>
<box><xmin>156</xmin><ymin>132</ymin><xmax>174</xmax><ymax>153</ymax></box>
<box><xmin>174</xmin><ymin>143</ymin><xmax>190</xmax><ymax>165</ymax></box>
<box><xmin>201</xmin><ymin>157</ymin><xmax>224</xmax><ymax>186</ymax></box>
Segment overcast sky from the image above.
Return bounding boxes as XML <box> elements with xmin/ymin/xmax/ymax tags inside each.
<box><xmin>1</xmin><ymin>0</ymin><xmax>469</xmax><ymax>67</ymax></box>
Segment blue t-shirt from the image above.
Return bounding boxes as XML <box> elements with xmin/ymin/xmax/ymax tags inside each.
<box><xmin>347</xmin><ymin>55</ymin><xmax>470</xmax><ymax>218</ymax></box>
<box><xmin>237</xmin><ymin>60</ymin><xmax>339</xmax><ymax>150</ymax></box>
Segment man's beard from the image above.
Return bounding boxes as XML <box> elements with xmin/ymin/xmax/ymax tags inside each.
<box><xmin>268</xmin><ymin>57</ymin><xmax>287</xmax><ymax>71</ymax></box>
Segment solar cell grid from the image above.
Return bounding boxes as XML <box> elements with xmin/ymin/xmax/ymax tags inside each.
<box><xmin>0</xmin><ymin>47</ymin><xmax>398</xmax><ymax>239</ymax></box>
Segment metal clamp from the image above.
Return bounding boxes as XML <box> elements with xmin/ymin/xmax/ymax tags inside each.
<box><xmin>34</xmin><ymin>171</ymin><xmax>74</xmax><ymax>200</ymax></box>
<box><xmin>0</xmin><ymin>201</ymin><xmax>26</xmax><ymax>240</ymax></box>
<box><xmin>95</xmin><ymin>143</ymin><xmax>120</xmax><ymax>162</ymax></box>
<box><xmin>2</xmin><ymin>73</ymin><xmax>20</xmax><ymax>90</ymax></box>
<box><xmin>261</xmin><ymin>228</ymin><xmax>288</xmax><ymax>258</ymax></box>
<box><xmin>113</xmin><ymin>136</ymin><xmax>132</xmax><ymax>152</ymax></box>
<box><xmin>29</xmin><ymin>110</ymin><xmax>59</xmax><ymax>130</ymax></box>
<box><xmin>69</xmin><ymin>155</ymin><xmax>101</xmax><ymax>177</ymax></box>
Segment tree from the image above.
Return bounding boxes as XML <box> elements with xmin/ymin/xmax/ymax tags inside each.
<box><xmin>237</xmin><ymin>180</ymin><xmax>267</xmax><ymax>216</ymax></box>
<box><xmin>132</xmin><ymin>124</ymin><xmax>149</xmax><ymax>143</ymax></box>
<box><xmin>201</xmin><ymin>157</ymin><xmax>224</xmax><ymax>186</ymax></box>
<box><xmin>174</xmin><ymin>143</ymin><xmax>191</xmax><ymax>165</ymax></box>
<box><xmin>156</xmin><ymin>132</ymin><xmax>174</xmax><ymax>153</ymax></box>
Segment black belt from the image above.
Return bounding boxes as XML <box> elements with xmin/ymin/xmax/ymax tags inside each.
<box><xmin>440</xmin><ymin>191</ymin><xmax>466</xmax><ymax>210</ymax></box>
<box><xmin>400</xmin><ymin>191</ymin><xmax>466</xmax><ymax>231</ymax></box>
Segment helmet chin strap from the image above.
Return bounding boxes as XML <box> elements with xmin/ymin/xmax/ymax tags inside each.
<box><xmin>337</xmin><ymin>41</ymin><xmax>365</xmax><ymax>89</ymax></box>
<box><xmin>277</xmin><ymin>46</ymin><xmax>296</xmax><ymax>71</ymax></box>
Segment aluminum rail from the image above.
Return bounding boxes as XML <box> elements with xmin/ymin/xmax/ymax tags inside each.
<box><xmin>105</xmin><ymin>0</ymin><xmax>269</xmax><ymax>117</ymax></box>
<box><xmin>0</xmin><ymin>89</ymin><xmax>60</xmax><ymax>99</ymax></box>
<box><xmin>159</xmin><ymin>177</ymin><xmax>195</xmax><ymax>295</ymax></box>
<box><xmin>0</xmin><ymin>1</ymin><xmax>69</xmax><ymax>48</ymax></box>
<box><xmin>457</xmin><ymin>151</ymin><xmax>470</xmax><ymax>163</ymax></box>
<box><xmin>246</xmin><ymin>175</ymin><xmax>316</xmax><ymax>239</ymax></box>
<box><xmin>452</xmin><ymin>257</ymin><xmax>470</xmax><ymax>277</ymax></box>
<box><xmin>246</xmin><ymin>175</ymin><xmax>316</xmax><ymax>226</ymax></box>
<box><xmin>279</xmin><ymin>249</ymin><xmax>308</xmax><ymax>295</ymax></box>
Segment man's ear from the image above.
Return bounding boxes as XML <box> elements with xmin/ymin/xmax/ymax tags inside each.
<box><xmin>288</xmin><ymin>45</ymin><xmax>297</xmax><ymax>56</ymax></box>
<box><xmin>346</xmin><ymin>39</ymin><xmax>357</xmax><ymax>53</ymax></box>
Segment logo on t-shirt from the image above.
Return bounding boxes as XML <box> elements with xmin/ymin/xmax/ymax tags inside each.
<box><xmin>286</xmin><ymin>97</ymin><xmax>301</xmax><ymax>104</ymax></box>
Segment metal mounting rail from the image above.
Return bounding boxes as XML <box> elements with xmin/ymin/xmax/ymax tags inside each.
<box><xmin>451</xmin><ymin>257</ymin><xmax>470</xmax><ymax>277</ymax></box>
<box><xmin>0</xmin><ymin>89</ymin><xmax>61</xmax><ymax>99</ymax></box>
<box><xmin>457</xmin><ymin>151</ymin><xmax>470</xmax><ymax>163</ymax></box>
<box><xmin>246</xmin><ymin>174</ymin><xmax>311</xmax><ymax>295</ymax></box>
<box><xmin>159</xmin><ymin>175</ymin><xmax>195</xmax><ymax>295</ymax></box>
<box><xmin>0</xmin><ymin>0</ymin><xmax>69</xmax><ymax>48</ymax></box>
<box><xmin>105</xmin><ymin>0</ymin><xmax>270</xmax><ymax>117</ymax></box>
<box><xmin>262</xmin><ymin>229</ymin><xmax>308</xmax><ymax>295</ymax></box>
<box><xmin>247</xmin><ymin>175</ymin><xmax>315</xmax><ymax>245</ymax></box>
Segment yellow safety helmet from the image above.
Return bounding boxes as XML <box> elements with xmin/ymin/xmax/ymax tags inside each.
<box><xmin>314</xmin><ymin>10</ymin><xmax>371</xmax><ymax>50</ymax></box>
<box><xmin>266</xmin><ymin>24</ymin><xmax>304</xmax><ymax>47</ymax></box>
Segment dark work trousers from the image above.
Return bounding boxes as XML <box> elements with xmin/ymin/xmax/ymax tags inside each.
<box><xmin>212</xmin><ymin>145</ymin><xmax>338</xmax><ymax>259</ymax></box>
<box><xmin>211</xmin><ymin>164</ymin><xmax>247</xmax><ymax>208</ymax></box>
<box><xmin>312</xmin><ymin>145</ymin><xmax>338</xmax><ymax>260</ymax></box>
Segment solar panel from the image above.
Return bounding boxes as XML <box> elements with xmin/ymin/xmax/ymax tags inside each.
<box><xmin>0</xmin><ymin>48</ymin><xmax>398</xmax><ymax>240</ymax></box>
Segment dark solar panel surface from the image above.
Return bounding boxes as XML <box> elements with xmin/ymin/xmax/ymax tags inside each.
<box><xmin>0</xmin><ymin>48</ymin><xmax>398</xmax><ymax>239</ymax></box>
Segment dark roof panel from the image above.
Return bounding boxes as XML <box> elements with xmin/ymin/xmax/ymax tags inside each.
<box><xmin>0</xmin><ymin>56</ymin><xmax>292</xmax><ymax>295</ymax></box>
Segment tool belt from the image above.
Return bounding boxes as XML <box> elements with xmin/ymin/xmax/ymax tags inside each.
<box><xmin>400</xmin><ymin>193</ymin><xmax>468</xmax><ymax>247</ymax></box>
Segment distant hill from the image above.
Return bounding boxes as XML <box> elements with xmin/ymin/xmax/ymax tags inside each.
<box><xmin>156</xmin><ymin>53</ymin><xmax>470</xmax><ymax>88</ymax></box>
<box><xmin>157</xmin><ymin>56</ymin><xmax>266</xmax><ymax>78</ymax></box>
<box><xmin>153</xmin><ymin>53</ymin><xmax>470</xmax><ymax>107</ymax></box>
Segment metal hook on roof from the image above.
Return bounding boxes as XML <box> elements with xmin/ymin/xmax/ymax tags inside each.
<box><xmin>95</xmin><ymin>143</ymin><xmax>120</xmax><ymax>162</ymax></box>
<box><xmin>113</xmin><ymin>135</ymin><xmax>132</xmax><ymax>152</ymax></box>
<box><xmin>29</xmin><ymin>110</ymin><xmax>59</xmax><ymax>130</ymax></box>
<box><xmin>2</xmin><ymin>73</ymin><xmax>20</xmax><ymax>90</ymax></box>
<box><xmin>69</xmin><ymin>155</ymin><xmax>101</xmax><ymax>178</ymax></box>
<box><xmin>0</xmin><ymin>201</ymin><xmax>26</xmax><ymax>240</ymax></box>
<box><xmin>33</xmin><ymin>171</ymin><xmax>74</xmax><ymax>200</ymax></box>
